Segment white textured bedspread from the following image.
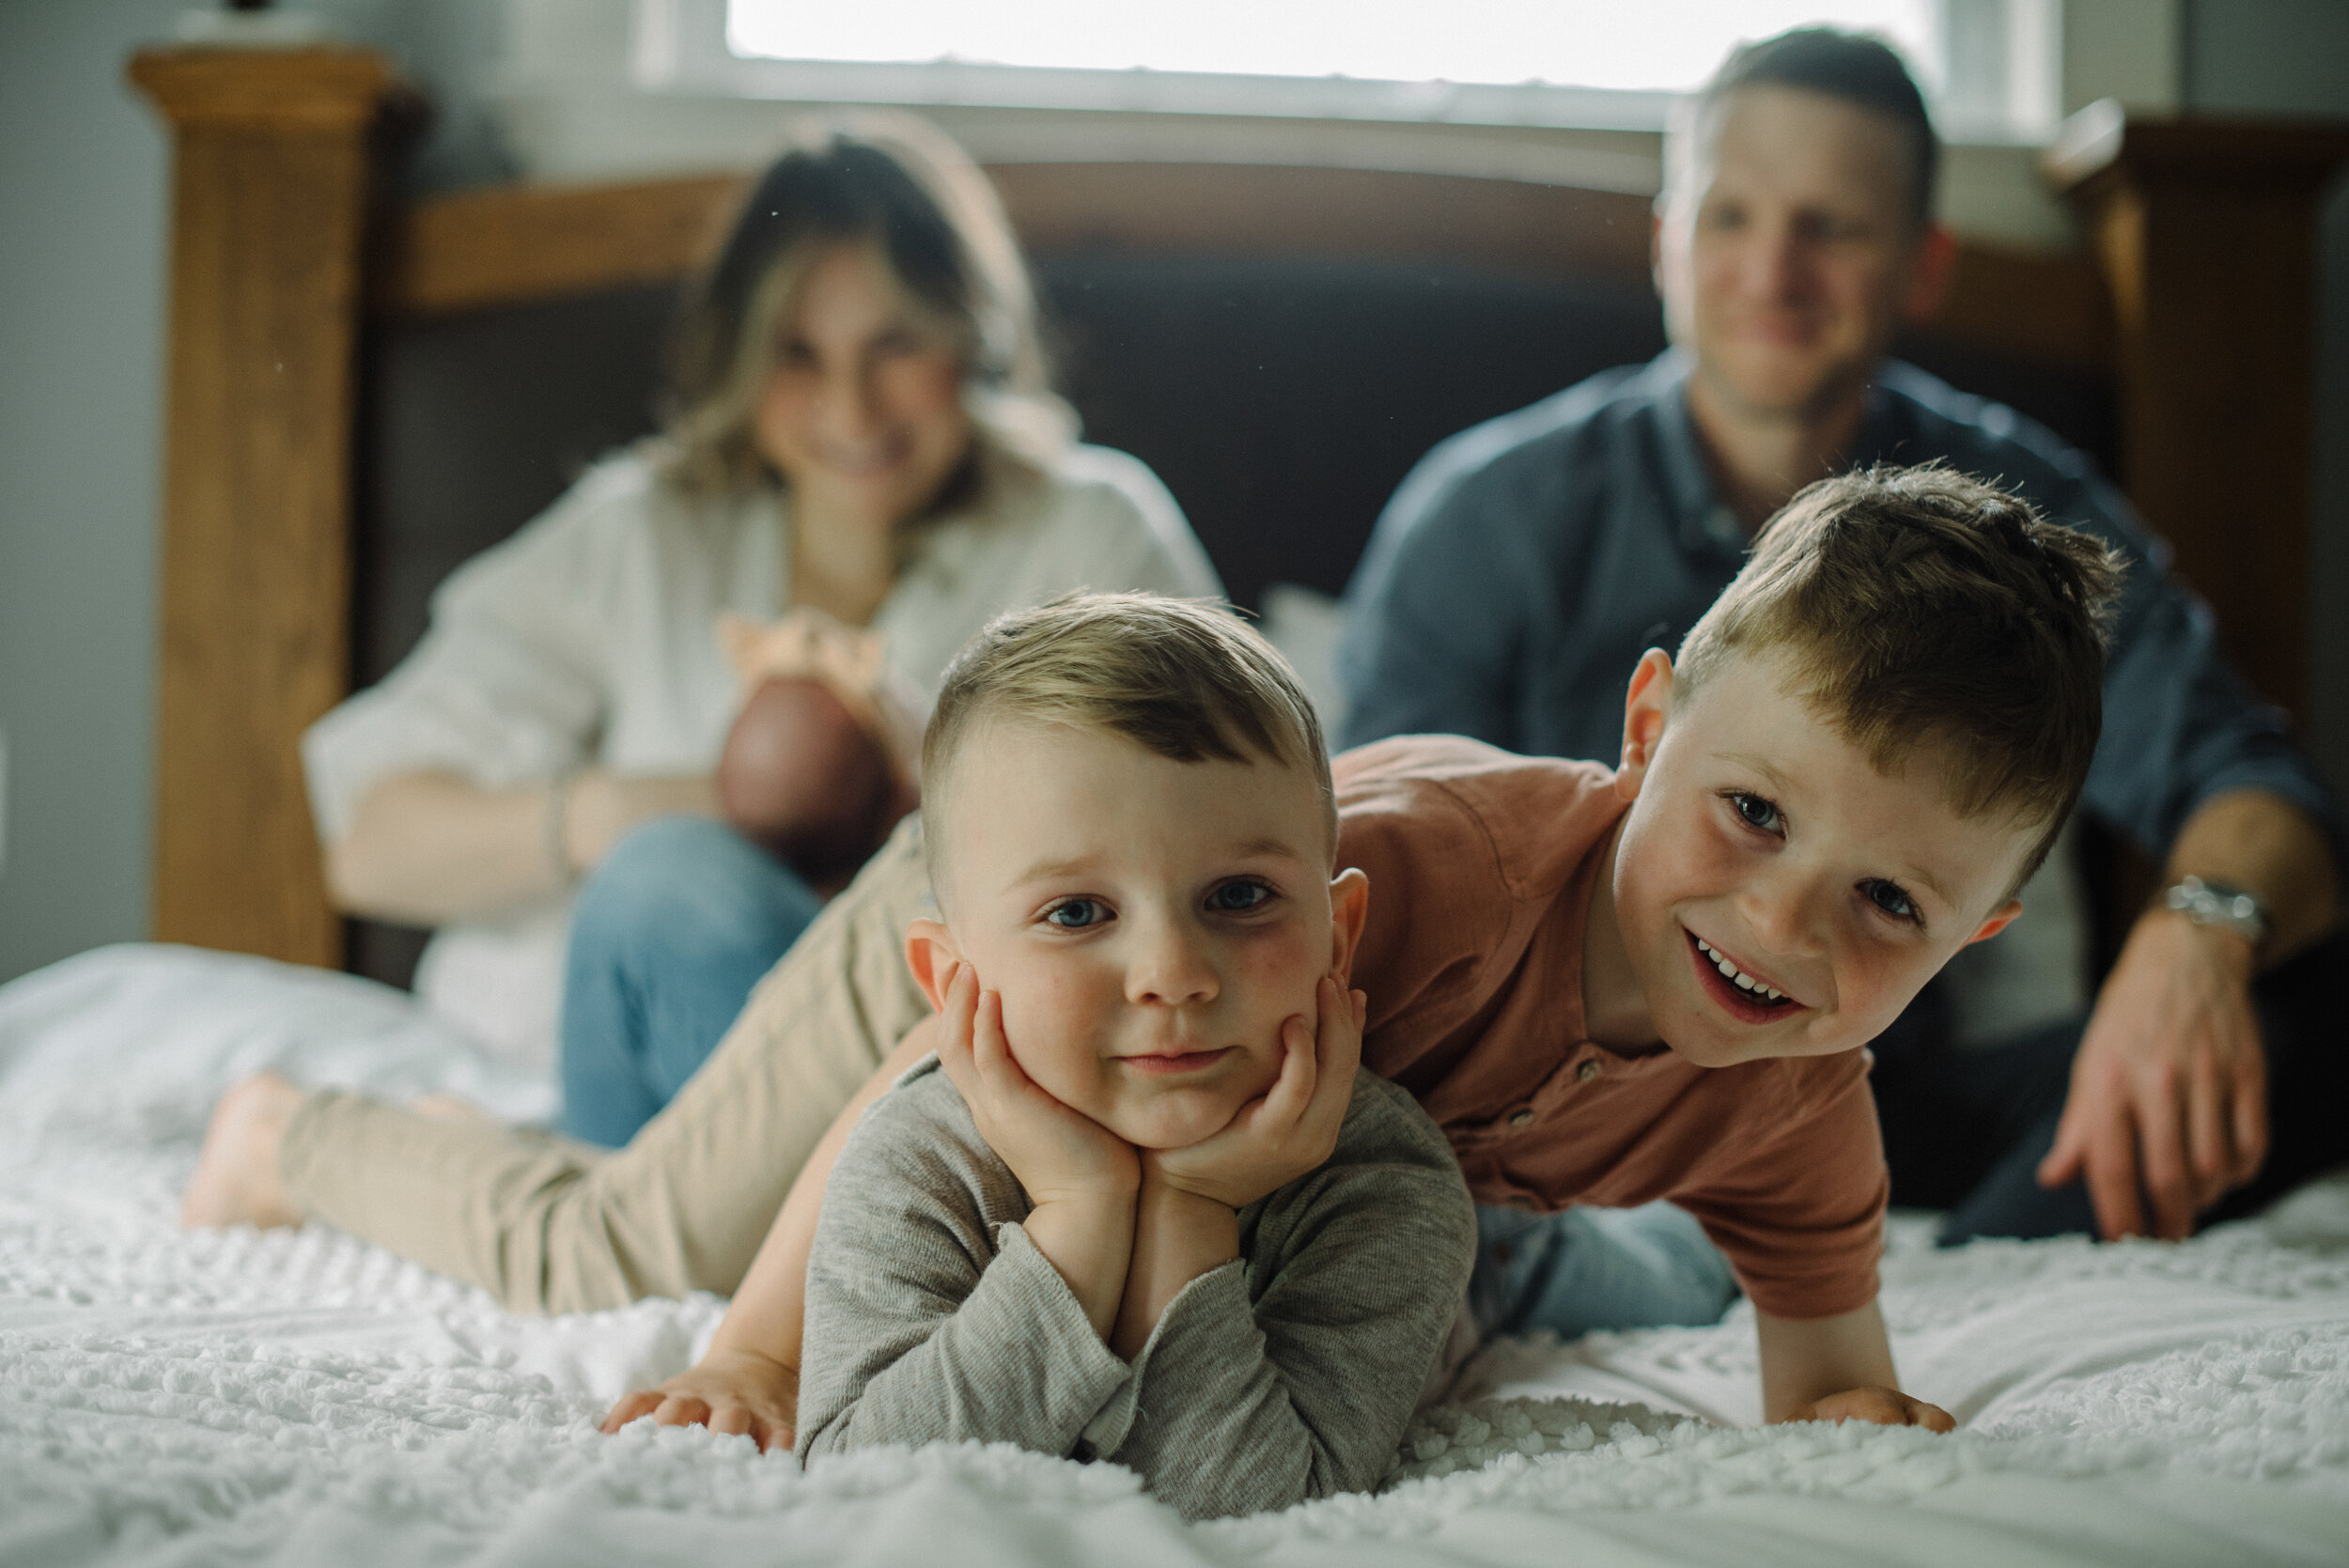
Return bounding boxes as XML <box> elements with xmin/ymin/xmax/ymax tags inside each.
<box><xmin>3</xmin><ymin>945</ymin><xmax>2346</xmax><ymax>1567</ymax></box>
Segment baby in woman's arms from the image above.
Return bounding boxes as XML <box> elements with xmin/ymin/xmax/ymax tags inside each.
<box><xmin>712</xmin><ymin>610</ymin><xmax>924</xmax><ymax>887</ymax></box>
<box><xmin>784</xmin><ymin>594</ymin><xmax>1471</xmax><ymax>1519</ymax></box>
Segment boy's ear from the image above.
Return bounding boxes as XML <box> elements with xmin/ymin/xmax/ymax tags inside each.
<box><xmin>1615</xmin><ymin>648</ymin><xmax>1676</xmax><ymax>802</ymax></box>
<box><xmin>1965</xmin><ymin>898</ymin><xmax>2025</xmax><ymax>947</ymax></box>
<box><xmin>903</xmin><ymin>918</ymin><xmax>963</xmax><ymax>1013</ymax></box>
<box><xmin>1326</xmin><ymin>867</ymin><xmax>1370</xmax><ymax>983</ymax></box>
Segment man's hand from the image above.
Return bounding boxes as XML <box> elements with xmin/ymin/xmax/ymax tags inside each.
<box><xmin>1146</xmin><ymin>976</ymin><xmax>1365</xmax><ymax>1210</ymax></box>
<box><xmin>1781</xmin><ymin>1387</ymin><xmax>1954</xmax><ymax>1432</ymax></box>
<box><xmin>931</xmin><ymin>961</ymin><xmax>1140</xmax><ymax>1206</ymax></box>
<box><xmin>599</xmin><ymin>1345</ymin><xmax>799</xmax><ymax>1452</ymax></box>
<box><xmin>2038</xmin><ymin>908</ymin><xmax>2265</xmax><ymax>1240</ymax></box>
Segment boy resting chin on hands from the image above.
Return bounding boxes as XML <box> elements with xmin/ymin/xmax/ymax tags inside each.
<box><xmin>613</xmin><ymin>595</ymin><xmax>1473</xmax><ymax>1521</ymax></box>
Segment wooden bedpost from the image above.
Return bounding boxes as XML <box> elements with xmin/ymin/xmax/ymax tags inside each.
<box><xmin>129</xmin><ymin>47</ymin><xmax>412</xmax><ymax>967</ymax></box>
<box><xmin>2048</xmin><ymin>105</ymin><xmax>2349</xmax><ymax>718</ymax></box>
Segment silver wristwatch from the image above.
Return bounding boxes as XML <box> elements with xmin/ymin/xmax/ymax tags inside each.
<box><xmin>2160</xmin><ymin>874</ymin><xmax>2269</xmax><ymax>948</ymax></box>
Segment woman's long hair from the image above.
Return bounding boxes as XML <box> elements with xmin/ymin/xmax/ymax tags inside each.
<box><xmin>659</xmin><ymin>113</ymin><xmax>1072</xmax><ymax>520</ymax></box>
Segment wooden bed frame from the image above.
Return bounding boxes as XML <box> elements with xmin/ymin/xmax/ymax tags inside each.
<box><xmin>128</xmin><ymin>45</ymin><xmax>2349</xmax><ymax>972</ymax></box>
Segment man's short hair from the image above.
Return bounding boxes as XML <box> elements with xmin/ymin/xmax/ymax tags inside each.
<box><xmin>1675</xmin><ymin>26</ymin><xmax>1940</xmax><ymax>226</ymax></box>
<box><xmin>921</xmin><ymin>594</ymin><xmax>1337</xmax><ymax>879</ymax></box>
<box><xmin>1676</xmin><ymin>465</ymin><xmax>2123</xmax><ymax>885</ymax></box>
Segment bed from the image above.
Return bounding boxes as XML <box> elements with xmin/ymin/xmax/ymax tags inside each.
<box><xmin>6</xmin><ymin>943</ymin><xmax>2347</xmax><ymax>1564</ymax></box>
<box><xmin>8</xmin><ymin>40</ymin><xmax>2341</xmax><ymax>1568</ymax></box>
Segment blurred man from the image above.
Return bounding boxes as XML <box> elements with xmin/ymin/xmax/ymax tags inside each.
<box><xmin>1342</xmin><ymin>28</ymin><xmax>2343</xmax><ymax>1279</ymax></box>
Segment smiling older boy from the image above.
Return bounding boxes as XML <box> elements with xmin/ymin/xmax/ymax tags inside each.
<box><xmin>601</xmin><ymin>464</ymin><xmax>2120</xmax><ymax>1467</ymax></box>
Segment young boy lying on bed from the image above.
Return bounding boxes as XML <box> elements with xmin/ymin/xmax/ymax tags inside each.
<box><xmin>605</xmin><ymin>466</ymin><xmax>2123</xmax><ymax>1494</ymax></box>
<box><xmin>752</xmin><ymin>594</ymin><xmax>1472</xmax><ymax>1520</ymax></box>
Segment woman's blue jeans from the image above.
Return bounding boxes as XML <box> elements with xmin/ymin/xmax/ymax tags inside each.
<box><xmin>1469</xmin><ymin>1202</ymin><xmax>1741</xmax><ymax>1341</ymax></box>
<box><xmin>558</xmin><ymin>815</ymin><xmax>823</xmax><ymax>1147</ymax></box>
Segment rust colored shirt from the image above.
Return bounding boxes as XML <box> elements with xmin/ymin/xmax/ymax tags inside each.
<box><xmin>1338</xmin><ymin>735</ymin><xmax>1889</xmax><ymax>1320</ymax></box>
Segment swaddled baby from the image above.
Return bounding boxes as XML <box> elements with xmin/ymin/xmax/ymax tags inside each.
<box><xmin>715</xmin><ymin>611</ymin><xmax>922</xmax><ymax>887</ymax></box>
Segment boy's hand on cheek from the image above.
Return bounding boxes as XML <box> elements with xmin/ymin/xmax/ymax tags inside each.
<box><xmin>934</xmin><ymin>962</ymin><xmax>1138</xmax><ymax>1341</ymax></box>
<box><xmin>1781</xmin><ymin>1387</ymin><xmax>1955</xmax><ymax>1432</ymax></box>
<box><xmin>1110</xmin><ymin>980</ymin><xmax>1361</xmax><ymax>1358</ymax></box>
<box><xmin>1148</xmin><ymin>977</ymin><xmax>1366</xmax><ymax>1211</ymax></box>
<box><xmin>932</xmin><ymin>962</ymin><xmax>1140</xmax><ymax>1205</ymax></box>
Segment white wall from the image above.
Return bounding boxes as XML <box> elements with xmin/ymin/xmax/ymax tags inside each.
<box><xmin>0</xmin><ymin>0</ymin><xmax>177</xmax><ymax>984</ymax></box>
<box><xmin>2061</xmin><ymin>0</ymin><xmax>2183</xmax><ymax>113</ymax></box>
<box><xmin>0</xmin><ymin>0</ymin><xmax>506</xmax><ymax>984</ymax></box>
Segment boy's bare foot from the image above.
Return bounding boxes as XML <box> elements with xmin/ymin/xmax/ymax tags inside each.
<box><xmin>181</xmin><ymin>1073</ymin><xmax>307</xmax><ymax>1229</ymax></box>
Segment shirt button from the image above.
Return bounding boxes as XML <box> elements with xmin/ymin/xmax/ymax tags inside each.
<box><xmin>1577</xmin><ymin>1060</ymin><xmax>1602</xmax><ymax>1082</ymax></box>
<box><xmin>1507</xmin><ymin>1109</ymin><xmax>1535</xmax><ymax>1128</ymax></box>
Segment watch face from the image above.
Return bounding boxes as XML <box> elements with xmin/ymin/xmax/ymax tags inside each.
<box><xmin>2166</xmin><ymin>877</ymin><xmax>2267</xmax><ymax>942</ymax></box>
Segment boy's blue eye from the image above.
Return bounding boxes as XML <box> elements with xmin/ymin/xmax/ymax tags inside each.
<box><xmin>1729</xmin><ymin>792</ymin><xmax>1782</xmax><ymax>833</ymax></box>
<box><xmin>1043</xmin><ymin>898</ymin><xmax>1110</xmax><ymax>930</ymax></box>
<box><xmin>1207</xmin><ymin>879</ymin><xmax>1273</xmax><ymax>914</ymax></box>
<box><xmin>1862</xmin><ymin>879</ymin><xmax>1921</xmax><ymax>924</ymax></box>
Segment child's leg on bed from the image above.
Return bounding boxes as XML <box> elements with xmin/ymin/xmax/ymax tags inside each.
<box><xmin>558</xmin><ymin>815</ymin><xmax>829</xmax><ymax>1148</ymax></box>
<box><xmin>275</xmin><ymin>815</ymin><xmax>938</xmax><ymax>1313</ymax></box>
<box><xmin>1468</xmin><ymin>1202</ymin><xmax>1739</xmax><ymax>1341</ymax></box>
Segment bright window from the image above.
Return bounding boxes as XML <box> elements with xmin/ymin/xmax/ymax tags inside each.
<box><xmin>647</xmin><ymin>0</ymin><xmax>2051</xmax><ymax>142</ymax></box>
<box><xmin>724</xmin><ymin>0</ymin><xmax>1940</xmax><ymax>99</ymax></box>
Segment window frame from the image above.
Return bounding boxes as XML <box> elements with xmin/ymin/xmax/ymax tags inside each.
<box><xmin>632</xmin><ymin>0</ymin><xmax>2055</xmax><ymax>145</ymax></box>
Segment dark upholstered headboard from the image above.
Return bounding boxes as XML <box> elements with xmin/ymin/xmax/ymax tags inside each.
<box><xmin>132</xmin><ymin>46</ymin><xmax>2348</xmax><ymax>978</ymax></box>
<box><xmin>344</xmin><ymin>240</ymin><xmax>2115</xmax><ymax>987</ymax></box>
<box><xmin>354</xmin><ymin>255</ymin><xmax>2115</xmax><ymax>691</ymax></box>
<box><xmin>353</xmin><ymin>261</ymin><xmax>1672</xmax><ymax>690</ymax></box>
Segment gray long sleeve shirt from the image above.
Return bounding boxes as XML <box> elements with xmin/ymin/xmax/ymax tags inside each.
<box><xmin>795</xmin><ymin>1060</ymin><xmax>1475</xmax><ymax>1520</ymax></box>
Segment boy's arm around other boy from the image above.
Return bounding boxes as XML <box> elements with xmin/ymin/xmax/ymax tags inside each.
<box><xmin>794</xmin><ymin>1066</ymin><xmax>1476</xmax><ymax>1520</ymax></box>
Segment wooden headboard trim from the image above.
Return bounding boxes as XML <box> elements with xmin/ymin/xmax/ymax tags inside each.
<box><xmin>130</xmin><ymin>46</ymin><xmax>410</xmax><ymax>969</ymax></box>
<box><xmin>375</xmin><ymin>163</ymin><xmax>2111</xmax><ymax>376</ymax></box>
<box><xmin>2052</xmin><ymin>113</ymin><xmax>2349</xmax><ymax>713</ymax></box>
<box><xmin>378</xmin><ymin>173</ymin><xmax>751</xmax><ymax>318</ymax></box>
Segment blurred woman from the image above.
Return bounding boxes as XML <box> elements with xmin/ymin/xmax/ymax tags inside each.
<box><xmin>303</xmin><ymin>117</ymin><xmax>1218</xmax><ymax>1145</ymax></box>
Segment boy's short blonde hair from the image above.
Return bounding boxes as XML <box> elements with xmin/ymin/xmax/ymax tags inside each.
<box><xmin>1677</xmin><ymin>464</ymin><xmax>2123</xmax><ymax>884</ymax></box>
<box><xmin>921</xmin><ymin>594</ymin><xmax>1336</xmax><ymax>880</ymax></box>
